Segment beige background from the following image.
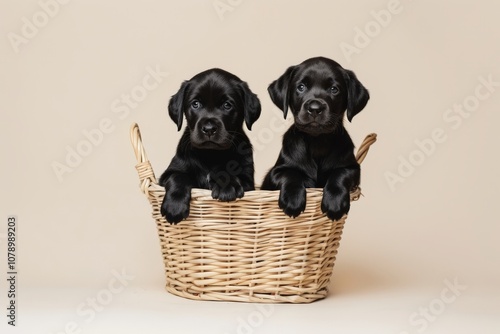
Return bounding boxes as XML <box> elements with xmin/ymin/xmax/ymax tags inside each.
<box><xmin>1</xmin><ymin>0</ymin><xmax>499</xmax><ymax>333</ymax></box>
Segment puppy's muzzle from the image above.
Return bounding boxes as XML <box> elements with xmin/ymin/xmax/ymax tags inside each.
<box><xmin>305</xmin><ymin>99</ymin><xmax>327</xmax><ymax>117</ymax></box>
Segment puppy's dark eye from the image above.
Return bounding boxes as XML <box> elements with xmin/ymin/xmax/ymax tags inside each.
<box><xmin>330</xmin><ymin>86</ymin><xmax>339</xmax><ymax>95</ymax></box>
<box><xmin>297</xmin><ymin>83</ymin><xmax>306</xmax><ymax>93</ymax></box>
<box><xmin>191</xmin><ymin>100</ymin><xmax>201</xmax><ymax>109</ymax></box>
<box><xmin>222</xmin><ymin>101</ymin><xmax>232</xmax><ymax>111</ymax></box>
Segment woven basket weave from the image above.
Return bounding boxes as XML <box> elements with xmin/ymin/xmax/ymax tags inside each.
<box><xmin>130</xmin><ymin>123</ymin><xmax>376</xmax><ymax>303</ymax></box>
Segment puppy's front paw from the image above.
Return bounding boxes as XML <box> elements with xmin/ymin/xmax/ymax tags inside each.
<box><xmin>160</xmin><ymin>195</ymin><xmax>190</xmax><ymax>224</ymax></box>
<box><xmin>321</xmin><ymin>190</ymin><xmax>350</xmax><ymax>221</ymax></box>
<box><xmin>279</xmin><ymin>184</ymin><xmax>306</xmax><ymax>218</ymax></box>
<box><xmin>211</xmin><ymin>178</ymin><xmax>245</xmax><ymax>202</ymax></box>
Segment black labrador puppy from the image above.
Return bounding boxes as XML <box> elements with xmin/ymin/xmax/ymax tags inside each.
<box><xmin>261</xmin><ymin>57</ymin><xmax>369</xmax><ymax>221</ymax></box>
<box><xmin>159</xmin><ymin>69</ymin><xmax>261</xmax><ymax>224</ymax></box>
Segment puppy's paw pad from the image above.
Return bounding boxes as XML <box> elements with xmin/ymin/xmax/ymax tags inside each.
<box><xmin>211</xmin><ymin>180</ymin><xmax>244</xmax><ymax>202</ymax></box>
<box><xmin>321</xmin><ymin>193</ymin><xmax>350</xmax><ymax>221</ymax></box>
<box><xmin>161</xmin><ymin>197</ymin><xmax>189</xmax><ymax>224</ymax></box>
<box><xmin>279</xmin><ymin>186</ymin><xmax>306</xmax><ymax>218</ymax></box>
<box><xmin>326</xmin><ymin>208</ymin><xmax>347</xmax><ymax>221</ymax></box>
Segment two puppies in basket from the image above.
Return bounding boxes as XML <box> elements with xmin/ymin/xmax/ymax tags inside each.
<box><xmin>159</xmin><ymin>57</ymin><xmax>370</xmax><ymax>224</ymax></box>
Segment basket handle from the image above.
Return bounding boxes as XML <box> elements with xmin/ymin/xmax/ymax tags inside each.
<box><xmin>355</xmin><ymin>133</ymin><xmax>377</xmax><ymax>165</ymax></box>
<box><xmin>130</xmin><ymin>123</ymin><xmax>158</xmax><ymax>192</ymax></box>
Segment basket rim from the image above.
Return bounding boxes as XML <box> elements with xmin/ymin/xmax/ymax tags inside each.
<box><xmin>143</xmin><ymin>182</ymin><xmax>363</xmax><ymax>203</ymax></box>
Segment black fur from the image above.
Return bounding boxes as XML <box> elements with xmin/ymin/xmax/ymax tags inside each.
<box><xmin>261</xmin><ymin>57</ymin><xmax>369</xmax><ymax>220</ymax></box>
<box><xmin>159</xmin><ymin>69</ymin><xmax>261</xmax><ymax>224</ymax></box>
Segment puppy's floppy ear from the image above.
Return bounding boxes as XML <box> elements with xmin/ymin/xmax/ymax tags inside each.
<box><xmin>239</xmin><ymin>82</ymin><xmax>261</xmax><ymax>130</ymax></box>
<box><xmin>168</xmin><ymin>81</ymin><xmax>189</xmax><ymax>131</ymax></box>
<box><xmin>268</xmin><ymin>66</ymin><xmax>295</xmax><ymax>119</ymax></box>
<box><xmin>343</xmin><ymin>69</ymin><xmax>370</xmax><ymax>122</ymax></box>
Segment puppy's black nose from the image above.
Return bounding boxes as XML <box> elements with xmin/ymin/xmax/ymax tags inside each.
<box><xmin>201</xmin><ymin>122</ymin><xmax>217</xmax><ymax>136</ymax></box>
<box><xmin>306</xmin><ymin>99</ymin><xmax>326</xmax><ymax>115</ymax></box>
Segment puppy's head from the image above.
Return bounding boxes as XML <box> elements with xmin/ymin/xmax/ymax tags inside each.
<box><xmin>168</xmin><ymin>69</ymin><xmax>261</xmax><ymax>150</ymax></box>
<box><xmin>268</xmin><ymin>57</ymin><xmax>369</xmax><ymax>135</ymax></box>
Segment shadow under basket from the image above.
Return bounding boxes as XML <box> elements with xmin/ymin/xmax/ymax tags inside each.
<box><xmin>130</xmin><ymin>123</ymin><xmax>377</xmax><ymax>303</ymax></box>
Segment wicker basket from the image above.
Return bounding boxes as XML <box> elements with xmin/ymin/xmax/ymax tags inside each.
<box><xmin>130</xmin><ymin>123</ymin><xmax>376</xmax><ymax>303</ymax></box>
